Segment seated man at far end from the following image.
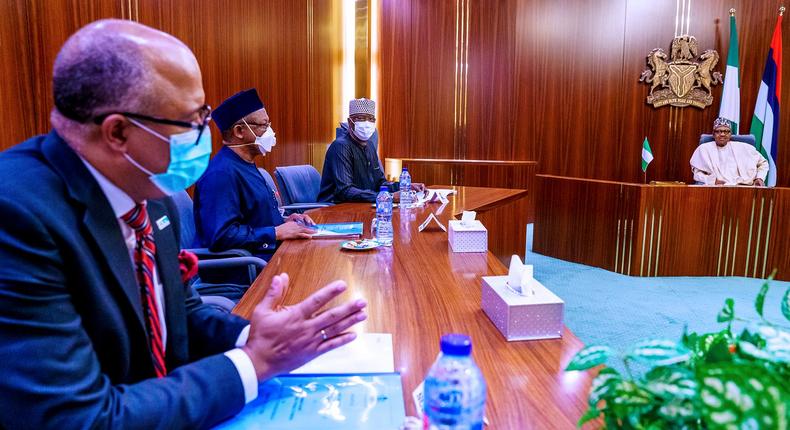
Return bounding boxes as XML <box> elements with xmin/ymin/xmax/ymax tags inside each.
<box><xmin>690</xmin><ymin>117</ymin><xmax>768</xmax><ymax>186</ymax></box>
<box><xmin>318</xmin><ymin>98</ymin><xmax>424</xmax><ymax>203</ymax></box>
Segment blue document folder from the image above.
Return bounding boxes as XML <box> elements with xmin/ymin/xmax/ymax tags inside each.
<box><xmin>214</xmin><ymin>373</ymin><xmax>405</xmax><ymax>429</ymax></box>
<box><xmin>311</xmin><ymin>222</ymin><xmax>364</xmax><ymax>238</ymax></box>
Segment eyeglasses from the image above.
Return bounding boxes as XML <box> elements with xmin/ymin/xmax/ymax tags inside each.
<box><xmin>242</xmin><ymin>121</ymin><xmax>271</xmax><ymax>131</ymax></box>
<box><xmin>713</xmin><ymin>129</ymin><xmax>732</xmax><ymax>135</ymax></box>
<box><xmin>93</xmin><ymin>104</ymin><xmax>213</xmax><ymax>145</ymax></box>
<box><xmin>350</xmin><ymin>115</ymin><xmax>376</xmax><ymax>123</ymax></box>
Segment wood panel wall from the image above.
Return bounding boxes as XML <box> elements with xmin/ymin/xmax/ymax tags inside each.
<box><xmin>0</xmin><ymin>0</ymin><xmax>344</xmax><ymax>174</ymax></box>
<box><xmin>534</xmin><ymin>175</ymin><xmax>790</xmax><ymax>280</ymax></box>
<box><xmin>380</xmin><ymin>0</ymin><xmax>790</xmax><ymax>187</ymax></box>
<box><xmin>3</xmin><ymin>1</ymin><xmax>790</xmax><ymax>187</ymax></box>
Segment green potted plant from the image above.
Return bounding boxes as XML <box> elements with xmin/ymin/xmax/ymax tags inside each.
<box><xmin>566</xmin><ymin>275</ymin><xmax>790</xmax><ymax>429</ymax></box>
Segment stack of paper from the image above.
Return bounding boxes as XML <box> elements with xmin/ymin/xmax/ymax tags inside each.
<box><xmin>291</xmin><ymin>333</ymin><xmax>394</xmax><ymax>374</ymax></box>
<box><xmin>215</xmin><ymin>333</ymin><xmax>403</xmax><ymax>429</ymax></box>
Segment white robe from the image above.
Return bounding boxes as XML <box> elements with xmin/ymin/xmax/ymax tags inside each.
<box><xmin>689</xmin><ymin>141</ymin><xmax>769</xmax><ymax>185</ymax></box>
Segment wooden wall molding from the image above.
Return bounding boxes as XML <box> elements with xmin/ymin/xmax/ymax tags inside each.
<box><xmin>534</xmin><ymin>174</ymin><xmax>790</xmax><ymax>280</ymax></box>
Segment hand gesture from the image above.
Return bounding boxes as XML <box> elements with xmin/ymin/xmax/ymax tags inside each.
<box><xmin>241</xmin><ymin>273</ymin><xmax>367</xmax><ymax>380</ymax></box>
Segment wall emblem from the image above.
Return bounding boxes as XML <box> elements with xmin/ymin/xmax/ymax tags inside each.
<box><xmin>639</xmin><ymin>35</ymin><xmax>722</xmax><ymax>108</ymax></box>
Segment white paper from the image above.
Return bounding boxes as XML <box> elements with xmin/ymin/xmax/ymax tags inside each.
<box><xmin>290</xmin><ymin>333</ymin><xmax>394</xmax><ymax>374</ymax></box>
<box><xmin>506</xmin><ymin>255</ymin><xmax>535</xmax><ymax>296</ymax></box>
<box><xmin>416</xmin><ymin>189</ymin><xmax>455</xmax><ymax>205</ymax></box>
<box><xmin>507</xmin><ymin>255</ymin><xmax>523</xmax><ymax>290</ymax></box>
<box><xmin>418</xmin><ymin>213</ymin><xmax>447</xmax><ymax>232</ymax></box>
<box><xmin>461</xmin><ymin>211</ymin><xmax>476</xmax><ymax>223</ymax></box>
<box><xmin>412</xmin><ymin>381</ymin><xmax>425</xmax><ymax>418</ymax></box>
<box><xmin>436</xmin><ymin>199</ymin><xmax>449</xmax><ymax>215</ymax></box>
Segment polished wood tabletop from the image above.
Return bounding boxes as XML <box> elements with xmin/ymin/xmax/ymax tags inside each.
<box><xmin>234</xmin><ymin>186</ymin><xmax>592</xmax><ymax>429</ymax></box>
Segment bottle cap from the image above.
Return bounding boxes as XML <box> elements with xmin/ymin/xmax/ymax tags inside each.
<box><xmin>440</xmin><ymin>334</ymin><xmax>472</xmax><ymax>356</ymax></box>
<box><xmin>402</xmin><ymin>167</ymin><xmax>408</xmax><ymax>172</ymax></box>
<box><xmin>380</xmin><ymin>185</ymin><xmax>388</xmax><ymax>192</ymax></box>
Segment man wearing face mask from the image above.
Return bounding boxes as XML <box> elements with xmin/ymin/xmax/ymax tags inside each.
<box><xmin>318</xmin><ymin>98</ymin><xmax>424</xmax><ymax>203</ymax></box>
<box><xmin>193</xmin><ymin>89</ymin><xmax>316</xmax><ymax>261</ymax></box>
<box><xmin>0</xmin><ymin>21</ymin><xmax>367</xmax><ymax>428</ymax></box>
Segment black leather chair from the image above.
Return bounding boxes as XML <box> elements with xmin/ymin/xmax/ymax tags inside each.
<box><xmin>168</xmin><ymin>191</ymin><xmax>266</xmax><ymax>299</ymax></box>
<box><xmin>274</xmin><ymin>165</ymin><xmax>333</xmax><ymax>214</ymax></box>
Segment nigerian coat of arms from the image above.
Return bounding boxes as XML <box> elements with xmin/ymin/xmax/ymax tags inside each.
<box><xmin>639</xmin><ymin>35</ymin><xmax>722</xmax><ymax>109</ymax></box>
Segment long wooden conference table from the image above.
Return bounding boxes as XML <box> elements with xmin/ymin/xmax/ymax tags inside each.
<box><xmin>234</xmin><ymin>186</ymin><xmax>592</xmax><ymax>429</ymax></box>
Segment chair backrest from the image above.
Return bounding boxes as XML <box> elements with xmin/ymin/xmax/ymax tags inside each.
<box><xmin>171</xmin><ymin>190</ymin><xmax>197</xmax><ymax>249</ymax></box>
<box><xmin>257</xmin><ymin>167</ymin><xmax>282</xmax><ymax>207</ymax></box>
<box><xmin>699</xmin><ymin>134</ymin><xmax>756</xmax><ymax>147</ymax></box>
<box><xmin>274</xmin><ymin>165</ymin><xmax>322</xmax><ymax>205</ymax></box>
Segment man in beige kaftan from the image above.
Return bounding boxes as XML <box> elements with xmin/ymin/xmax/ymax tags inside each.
<box><xmin>690</xmin><ymin>118</ymin><xmax>768</xmax><ymax>186</ymax></box>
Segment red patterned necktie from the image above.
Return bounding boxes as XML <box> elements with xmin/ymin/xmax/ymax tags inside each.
<box><xmin>121</xmin><ymin>203</ymin><xmax>167</xmax><ymax>378</ymax></box>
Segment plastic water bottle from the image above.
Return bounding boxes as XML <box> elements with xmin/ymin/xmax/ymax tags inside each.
<box><xmin>423</xmin><ymin>334</ymin><xmax>486</xmax><ymax>430</ymax></box>
<box><xmin>375</xmin><ymin>186</ymin><xmax>393</xmax><ymax>246</ymax></box>
<box><xmin>399</xmin><ymin>167</ymin><xmax>412</xmax><ymax>207</ymax></box>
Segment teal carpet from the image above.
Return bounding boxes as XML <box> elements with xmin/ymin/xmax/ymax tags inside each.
<box><xmin>525</xmin><ymin>224</ymin><xmax>789</xmax><ymax>356</ymax></box>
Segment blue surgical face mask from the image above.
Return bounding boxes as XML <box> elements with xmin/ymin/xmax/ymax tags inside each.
<box><xmin>124</xmin><ymin>118</ymin><xmax>212</xmax><ymax>195</ymax></box>
<box><xmin>350</xmin><ymin>118</ymin><xmax>375</xmax><ymax>141</ymax></box>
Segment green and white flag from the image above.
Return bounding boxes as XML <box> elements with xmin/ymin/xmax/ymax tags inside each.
<box><xmin>719</xmin><ymin>12</ymin><xmax>740</xmax><ymax>133</ymax></box>
<box><xmin>641</xmin><ymin>137</ymin><xmax>653</xmax><ymax>172</ymax></box>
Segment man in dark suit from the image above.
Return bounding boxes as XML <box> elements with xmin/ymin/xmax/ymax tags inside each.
<box><xmin>0</xmin><ymin>19</ymin><xmax>366</xmax><ymax>429</ymax></box>
<box><xmin>193</xmin><ymin>88</ymin><xmax>316</xmax><ymax>261</ymax></box>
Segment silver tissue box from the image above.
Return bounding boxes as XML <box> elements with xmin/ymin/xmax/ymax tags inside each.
<box><xmin>481</xmin><ymin>275</ymin><xmax>564</xmax><ymax>341</ymax></box>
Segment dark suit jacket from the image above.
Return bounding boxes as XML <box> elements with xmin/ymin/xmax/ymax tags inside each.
<box><xmin>0</xmin><ymin>131</ymin><xmax>251</xmax><ymax>429</ymax></box>
<box><xmin>193</xmin><ymin>146</ymin><xmax>283</xmax><ymax>260</ymax></box>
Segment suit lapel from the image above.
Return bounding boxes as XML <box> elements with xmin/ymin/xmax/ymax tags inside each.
<box><xmin>148</xmin><ymin>200</ymin><xmax>189</xmax><ymax>366</ymax></box>
<box><xmin>40</xmin><ymin>132</ymin><xmax>146</xmax><ymax>333</ymax></box>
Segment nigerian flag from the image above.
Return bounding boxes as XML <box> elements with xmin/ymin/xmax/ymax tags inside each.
<box><xmin>750</xmin><ymin>11</ymin><xmax>783</xmax><ymax>187</ymax></box>
<box><xmin>719</xmin><ymin>12</ymin><xmax>740</xmax><ymax>133</ymax></box>
<box><xmin>641</xmin><ymin>137</ymin><xmax>653</xmax><ymax>172</ymax></box>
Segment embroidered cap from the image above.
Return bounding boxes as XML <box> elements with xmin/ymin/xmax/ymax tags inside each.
<box><xmin>349</xmin><ymin>98</ymin><xmax>376</xmax><ymax>117</ymax></box>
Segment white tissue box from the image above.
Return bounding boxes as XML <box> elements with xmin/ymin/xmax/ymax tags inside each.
<box><xmin>448</xmin><ymin>220</ymin><xmax>488</xmax><ymax>253</ymax></box>
<box><xmin>481</xmin><ymin>275</ymin><xmax>564</xmax><ymax>341</ymax></box>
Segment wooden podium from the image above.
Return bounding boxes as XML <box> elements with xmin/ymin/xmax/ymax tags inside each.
<box><xmin>534</xmin><ymin>175</ymin><xmax>790</xmax><ymax>281</ymax></box>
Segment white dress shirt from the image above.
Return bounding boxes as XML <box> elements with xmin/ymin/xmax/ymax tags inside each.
<box><xmin>80</xmin><ymin>159</ymin><xmax>257</xmax><ymax>403</ymax></box>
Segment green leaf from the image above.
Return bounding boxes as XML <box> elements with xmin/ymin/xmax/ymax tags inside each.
<box><xmin>588</xmin><ymin>368</ymin><xmax>622</xmax><ymax>407</ymax></box>
<box><xmin>627</xmin><ymin>339</ymin><xmax>691</xmax><ymax>366</ymax></box>
<box><xmin>748</xmin><ymin>324</ymin><xmax>790</xmax><ymax>363</ymax></box>
<box><xmin>717</xmin><ymin>298</ymin><xmax>735</xmax><ymax>323</ymax></box>
<box><xmin>566</xmin><ymin>345</ymin><xmax>612</xmax><ymax>371</ymax></box>
<box><xmin>645</xmin><ymin>366</ymin><xmax>697</xmax><ymax>399</ymax></box>
<box><xmin>576</xmin><ymin>406</ymin><xmax>600</xmax><ymax>428</ymax></box>
<box><xmin>782</xmin><ymin>287</ymin><xmax>790</xmax><ymax>322</ymax></box>
<box><xmin>698</xmin><ymin>362</ymin><xmax>789</xmax><ymax>429</ymax></box>
<box><xmin>658</xmin><ymin>399</ymin><xmax>697</xmax><ymax>421</ymax></box>
<box><xmin>610</xmin><ymin>380</ymin><xmax>652</xmax><ymax>407</ymax></box>
<box><xmin>755</xmin><ymin>281</ymin><xmax>770</xmax><ymax>317</ymax></box>
<box><xmin>738</xmin><ymin>328</ymin><xmax>763</xmax><ymax>347</ymax></box>
<box><xmin>704</xmin><ymin>336</ymin><xmax>734</xmax><ymax>364</ymax></box>
<box><xmin>681</xmin><ymin>326</ymin><xmax>696</xmax><ymax>349</ymax></box>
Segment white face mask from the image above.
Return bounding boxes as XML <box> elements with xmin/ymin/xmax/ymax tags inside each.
<box><xmin>350</xmin><ymin>118</ymin><xmax>375</xmax><ymax>141</ymax></box>
<box><xmin>229</xmin><ymin>120</ymin><xmax>276</xmax><ymax>154</ymax></box>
